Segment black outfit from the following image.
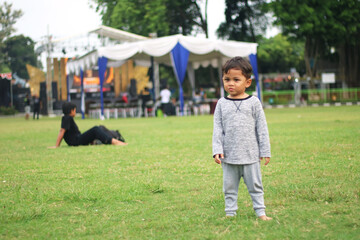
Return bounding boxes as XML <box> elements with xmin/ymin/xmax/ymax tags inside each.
<box><xmin>161</xmin><ymin>103</ymin><xmax>175</xmax><ymax>116</ymax></box>
<box><xmin>140</xmin><ymin>92</ymin><xmax>151</xmax><ymax>116</ymax></box>
<box><xmin>33</xmin><ymin>97</ymin><xmax>40</xmax><ymax>119</ymax></box>
<box><xmin>61</xmin><ymin>115</ymin><xmax>112</xmax><ymax>146</ymax></box>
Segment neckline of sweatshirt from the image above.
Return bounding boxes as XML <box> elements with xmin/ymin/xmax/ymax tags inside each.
<box><xmin>224</xmin><ymin>95</ymin><xmax>253</xmax><ymax>101</ymax></box>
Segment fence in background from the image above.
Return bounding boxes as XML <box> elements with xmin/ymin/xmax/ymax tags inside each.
<box><xmin>87</xmin><ymin>88</ymin><xmax>359</xmax><ymax>119</ymax></box>
<box><xmin>263</xmin><ymin>88</ymin><xmax>360</xmax><ymax>106</ymax></box>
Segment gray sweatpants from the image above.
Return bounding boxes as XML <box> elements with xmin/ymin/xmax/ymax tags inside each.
<box><xmin>222</xmin><ymin>161</ymin><xmax>266</xmax><ymax>217</ymax></box>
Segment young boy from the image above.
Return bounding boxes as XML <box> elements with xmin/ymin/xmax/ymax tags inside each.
<box><xmin>49</xmin><ymin>102</ymin><xmax>127</xmax><ymax>148</ymax></box>
<box><xmin>212</xmin><ymin>57</ymin><xmax>272</xmax><ymax>221</ymax></box>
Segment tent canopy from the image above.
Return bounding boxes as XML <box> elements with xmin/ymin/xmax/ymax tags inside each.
<box><xmin>97</xmin><ymin>34</ymin><xmax>258</xmax><ymax>69</ymax></box>
<box><xmin>67</xmin><ymin>34</ymin><xmax>258</xmax><ymax>73</ymax></box>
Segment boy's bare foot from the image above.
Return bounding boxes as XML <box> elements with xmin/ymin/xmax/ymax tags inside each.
<box><xmin>259</xmin><ymin>215</ymin><xmax>272</xmax><ymax>221</ymax></box>
<box><xmin>111</xmin><ymin>139</ymin><xmax>128</xmax><ymax>146</ymax></box>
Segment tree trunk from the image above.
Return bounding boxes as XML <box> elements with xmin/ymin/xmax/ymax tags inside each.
<box><xmin>193</xmin><ymin>1</ymin><xmax>208</xmax><ymax>38</ymax></box>
<box><xmin>204</xmin><ymin>0</ymin><xmax>208</xmax><ymax>38</ymax></box>
<box><xmin>338</xmin><ymin>41</ymin><xmax>360</xmax><ymax>88</ymax></box>
<box><xmin>304</xmin><ymin>36</ymin><xmax>320</xmax><ymax>88</ymax></box>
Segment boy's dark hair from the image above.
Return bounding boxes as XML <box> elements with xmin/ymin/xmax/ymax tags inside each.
<box><xmin>62</xmin><ymin>102</ymin><xmax>77</xmax><ymax>115</ymax></box>
<box><xmin>222</xmin><ymin>56</ymin><xmax>253</xmax><ymax>79</ymax></box>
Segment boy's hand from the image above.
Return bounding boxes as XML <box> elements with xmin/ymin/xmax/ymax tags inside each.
<box><xmin>214</xmin><ymin>154</ymin><xmax>224</xmax><ymax>164</ymax></box>
<box><xmin>260</xmin><ymin>157</ymin><xmax>270</xmax><ymax>165</ymax></box>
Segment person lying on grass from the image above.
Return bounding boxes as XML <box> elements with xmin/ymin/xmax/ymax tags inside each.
<box><xmin>49</xmin><ymin>102</ymin><xmax>127</xmax><ymax>148</ymax></box>
<box><xmin>212</xmin><ymin>56</ymin><xmax>272</xmax><ymax>221</ymax></box>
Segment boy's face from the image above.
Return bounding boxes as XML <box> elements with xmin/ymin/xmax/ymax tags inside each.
<box><xmin>222</xmin><ymin>69</ymin><xmax>252</xmax><ymax>99</ymax></box>
<box><xmin>70</xmin><ymin>108</ymin><xmax>76</xmax><ymax>117</ymax></box>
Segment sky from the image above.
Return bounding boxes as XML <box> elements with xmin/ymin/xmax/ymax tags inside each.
<box><xmin>6</xmin><ymin>0</ymin><xmax>227</xmax><ymax>42</ymax></box>
<box><xmin>6</xmin><ymin>0</ymin><xmax>102</xmax><ymax>42</ymax></box>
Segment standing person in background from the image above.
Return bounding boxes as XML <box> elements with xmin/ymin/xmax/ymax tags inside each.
<box><xmin>140</xmin><ymin>87</ymin><xmax>151</xmax><ymax>117</ymax></box>
<box><xmin>159</xmin><ymin>85</ymin><xmax>172</xmax><ymax>116</ymax></box>
<box><xmin>24</xmin><ymin>94</ymin><xmax>31</xmax><ymax>120</ymax></box>
<box><xmin>200</xmin><ymin>87</ymin><xmax>207</xmax><ymax>100</ymax></box>
<box><xmin>33</xmin><ymin>95</ymin><xmax>41</xmax><ymax>120</ymax></box>
<box><xmin>212</xmin><ymin>56</ymin><xmax>272</xmax><ymax>220</ymax></box>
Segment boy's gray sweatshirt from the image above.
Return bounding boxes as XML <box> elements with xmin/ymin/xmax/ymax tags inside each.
<box><xmin>212</xmin><ymin>96</ymin><xmax>271</xmax><ymax>165</ymax></box>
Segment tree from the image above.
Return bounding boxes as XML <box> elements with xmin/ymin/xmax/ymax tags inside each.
<box><xmin>110</xmin><ymin>0</ymin><xmax>169</xmax><ymax>37</ymax></box>
<box><xmin>4</xmin><ymin>35</ymin><xmax>37</xmax><ymax>79</ymax></box>
<box><xmin>91</xmin><ymin>0</ymin><xmax>208</xmax><ymax>37</ymax></box>
<box><xmin>216</xmin><ymin>0</ymin><xmax>269</xmax><ymax>42</ymax></box>
<box><xmin>257</xmin><ymin>34</ymin><xmax>304</xmax><ymax>74</ymax></box>
<box><xmin>271</xmin><ymin>0</ymin><xmax>360</xmax><ymax>87</ymax></box>
<box><xmin>271</xmin><ymin>0</ymin><xmax>331</xmax><ymax>83</ymax></box>
<box><xmin>166</xmin><ymin>0</ymin><xmax>208</xmax><ymax>37</ymax></box>
<box><xmin>329</xmin><ymin>0</ymin><xmax>360</xmax><ymax>87</ymax></box>
<box><xmin>0</xmin><ymin>2</ymin><xmax>23</xmax><ymax>71</ymax></box>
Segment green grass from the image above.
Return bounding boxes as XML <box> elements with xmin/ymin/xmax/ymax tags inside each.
<box><xmin>1</xmin><ymin>106</ymin><xmax>360</xmax><ymax>239</ymax></box>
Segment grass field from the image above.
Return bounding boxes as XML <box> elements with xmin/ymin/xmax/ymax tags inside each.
<box><xmin>1</xmin><ymin>106</ymin><xmax>360</xmax><ymax>239</ymax></box>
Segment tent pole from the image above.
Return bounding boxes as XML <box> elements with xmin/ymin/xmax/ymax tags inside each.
<box><xmin>150</xmin><ymin>57</ymin><xmax>154</xmax><ymax>101</ymax></box>
<box><xmin>187</xmin><ymin>64</ymin><xmax>195</xmax><ymax>99</ymax></box>
<box><xmin>217</xmin><ymin>58</ymin><xmax>224</xmax><ymax>98</ymax></box>
<box><xmin>154</xmin><ymin>62</ymin><xmax>160</xmax><ymax>101</ymax></box>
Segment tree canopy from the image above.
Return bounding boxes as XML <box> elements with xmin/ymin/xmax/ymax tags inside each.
<box><xmin>271</xmin><ymin>0</ymin><xmax>360</xmax><ymax>87</ymax></box>
<box><xmin>216</xmin><ymin>0</ymin><xmax>269</xmax><ymax>42</ymax></box>
<box><xmin>257</xmin><ymin>34</ymin><xmax>304</xmax><ymax>74</ymax></box>
<box><xmin>5</xmin><ymin>35</ymin><xmax>37</xmax><ymax>79</ymax></box>
<box><xmin>91</xmin><ymin>0</ymin><xmax>208</xmax><ymax>37</ymax></box>
<box><xmin>0</xmin><ymin>2</ymin><xmax>23</xmax><ymax>72</ymax></box>
<box><xmin>0</xmin><ymin>2</ymin><xmax>22</xmax><ymax>43</ymax></box>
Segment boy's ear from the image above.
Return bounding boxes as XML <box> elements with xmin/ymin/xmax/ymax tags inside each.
<box><xmin>246</xmin><ymin>78</ymin><xmax>252</xmax><ymax>88</ymax></box>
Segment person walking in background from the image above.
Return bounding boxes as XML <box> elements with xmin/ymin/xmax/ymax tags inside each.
<box><xmin>212</xmin><ymin>57</ymin><xmax>272</xmax><ymax>221</ymax></box>
<box><xmin>33</xmin><ymin>95</ymin><xmax>41</xmax><ymax>120</ymax></box>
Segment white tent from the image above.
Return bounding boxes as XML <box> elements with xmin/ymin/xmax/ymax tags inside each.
<box><xmin>66</xmin><ymin>34</ymin><xmax>259</xmax><ymax>117</ymax></box>
<box><xmin>68</xmin><ymin>34</ymin><xmax>257</xmax><ymax>73</ymax></box>
<box><xmin>97</xmin><ymin>34</ymin><xmax>257</xmax><ymax>67</ymax></box>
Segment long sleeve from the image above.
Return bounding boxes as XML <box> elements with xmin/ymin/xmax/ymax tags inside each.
<box><xmin>255</xmin><ymin>101</ymin><xmax>271</xmax><ymax>157</ymax></box>
<box><xmin>212</xmin><ymin>100</ymin><xmax>224</xmax><ymax>157</ymax></box>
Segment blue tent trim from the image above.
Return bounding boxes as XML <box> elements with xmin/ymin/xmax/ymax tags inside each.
<box><xmin>98</xmin><ymin>56</ymin><xmax>108</xmax><ymax>118</ymax></box>
<box><xmin>249</xmin><ymin>54</ymin><xmax>261</xmax><ymax>101</ymax></box>
<box><xmin>170</xmin><ymin>42</ymin><xmax>190</xmax><ymax>114</ymax></box>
